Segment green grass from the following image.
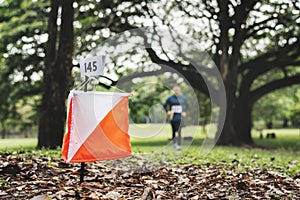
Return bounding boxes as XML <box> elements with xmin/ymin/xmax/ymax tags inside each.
<box><xmin>128</xmin><ymin>125</ymin><xmax>300</xmax><ymax>175</ymax></box>
<box><xmin>252</xmin><ymin>128</ymin><xmax>300</xmax><ymax>151</ymax></box>
<box><xmin>181</xmin><ymin>146</ymin><xmax>300</xmax><ymax>175</ymax></box>
<box><xmin>0</xmin><ymin>138</ymin><xmax>37</xmax><ymax>151</ymax></box>
<box><xmin>0</xmin><ymin>124</ymin><xmax>300</xmax><ymax>175</ymax></box>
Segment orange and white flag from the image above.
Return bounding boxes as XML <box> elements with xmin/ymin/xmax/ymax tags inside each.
<box><xmin>62</xmin><ymin>90</ymin><xmax>132</xmax><ymax>163</ymax></box>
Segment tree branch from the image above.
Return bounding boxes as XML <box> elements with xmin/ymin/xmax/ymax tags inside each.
<box><xmin>239</xmin><ymin>38</ymin><xmax>300</xmax><ymax>74</ymax></box>
<box><xmin>245</xmin><ymin>15</ymin><xmax>277</xmax><ymax>33</ymax></box>
<box><xmin>232</xmin><ymin>0</ymin><xmax>260</xmax><ymax>29</ymax></box>
<box><xmin>245</xmin><ymin>25</ymin><xmax>275</xmax><ymax>39</ymax></box>
<box><xmin>143</xmin><ymin>41</ymin><xmax>211</xmax><ymax>94</ymax></box>
<box><xmin>250</xmin><ymin>75</ymin><xmax>300</xmax><ymax>103</ymax></box>
<box><xmin>174</xmin><ymin>0</ymin><xmax>202</xmax><ymax>19</ymax></box>
<box><xmin>238</xmin><ymin>56</ymin><xmax>300</xmax><ymax>99</ymax></box>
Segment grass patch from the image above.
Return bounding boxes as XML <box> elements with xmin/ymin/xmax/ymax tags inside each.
<box><xmin>130</xmin><ymin>125</ymin><xmax>300</xmax><ymax>175</ymax></box>
<box><xmin>252</xmin><ymin>128</ymin><xmax>300</xmax><ymax>151</ymax></box>
<box><xmin>0</xmin><ymin>178</ymin><xmax>11</xmax><ymax>189</ymax></box>
<box><xmin>177</xmin><ymin>146</ymin><xmax>300</xmax><ymax>176</ymax></box>
<box><xmin>0</xmin><ymin>138</ymin><xmax>37</xmax><ymax>151</ymax></box>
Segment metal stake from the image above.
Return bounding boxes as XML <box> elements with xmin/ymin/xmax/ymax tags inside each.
<box><xmin>80</xmin><ymin>162</ymin><xmax>85</xmax><ymax>183</ymax></box>
<box><xmin>80</xmin><ymin>76</ymin><xmax>89</xmax><ymax>184</ymax></box>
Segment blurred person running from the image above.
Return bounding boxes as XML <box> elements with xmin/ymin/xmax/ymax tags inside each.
<box><xmin>163</xmin><ymin>86</ymin><xmax>189</xmax><ymax>150</ymax></box>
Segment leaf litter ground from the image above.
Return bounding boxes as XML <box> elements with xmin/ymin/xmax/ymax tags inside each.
<box><xmin>0</xmin><ymin>151</ymin><xmax>299</xmax><ymax>199</ymax></box>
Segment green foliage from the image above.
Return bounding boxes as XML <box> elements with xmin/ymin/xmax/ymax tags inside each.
<box><xmin>0</xmin><ymin>178</ymin><xmax>11</xmax><ymax>189</ymax></box>
<box><xmin>128</xmin><ymin>77</ymin><xmax>168</xmax><ymax>123</ymax></box>
<box><xmin>253</xmin><ymin>86</ymin><xmax>299</xmax><ymax>128</ymax></box>
<box><xmin>0</xmin><ymin>0</ymin><xmax>47</xmax><ymax>137</ymax></box>
<box><xmin>288</xmin><ymin>89</ymin><xmax>300</xmax><ymax>126</ymax></box>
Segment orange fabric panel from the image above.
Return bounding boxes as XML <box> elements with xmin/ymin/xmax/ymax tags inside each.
<box><xmin>70</xmin><ymin>122</ymin><xmax>131</xmax><ymax>162</ymax></box>
<box><xmin>69</xmin><ymin>139</ymin><xmax>97</xmax><ymax>162</ymax></box>
<box><xmin>100</xmin><ymin>97</ymin><xmax>131</xmax><ymax>152</ymax></box>
<box><xmin>62</xmin><ymin>98</ymin><xmax>73</xmax><ymax>161</ymax></box>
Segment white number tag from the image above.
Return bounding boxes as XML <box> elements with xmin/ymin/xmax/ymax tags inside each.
<box><xmin>80</xmin><ymin>55</ymin><xmax>105</xmax><ymax>77</ymax></box>
<box><xmin>171</xmin><ymin>105</ymin><xmax>182</xmax><ymax>113</ymax></box>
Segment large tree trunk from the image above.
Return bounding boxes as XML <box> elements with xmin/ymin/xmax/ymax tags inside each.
<box><xmin>1</xmin><ymin>122</ymin><xmax>6</xmax><ymax>139</ymax></box>
<box><xmin>37</xmin><ymin>0</ymin><xmax>74</xmax><ymax>149</ymax></box>
<box><xmin>217</xmin><ymin>79</ymin><xmax>241</xmax><ymax>145</ymax></box>
<box><xmin>1</xmin><ymin>131</ymin><xmax>4</xmax><ymax>139</ymax></box>
<box><xmin>236</xmin><ymin>98</ymin><xmax>254</xmax><ymax>144</ymax></box>
<box><xmin>215</xmin><ymin>0</ymin><xmax>241</xmax><ymax>145</ymax></box>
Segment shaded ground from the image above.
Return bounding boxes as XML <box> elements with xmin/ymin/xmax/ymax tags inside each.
<box><xmin>0</xmin><ymin>152</ymin><xmax>299</xmax><ymax>199</ymax></box>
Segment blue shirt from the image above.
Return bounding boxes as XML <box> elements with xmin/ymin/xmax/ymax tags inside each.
<box><xmin>163</xmin><ymin>95</ymin><xmax>189</xmax><ymax>121</ymax></box>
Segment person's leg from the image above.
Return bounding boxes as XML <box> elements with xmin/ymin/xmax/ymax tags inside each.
<box><xmin>177</xmin><ymin>123</ymin><xmax>182</xmax><ymax>146</ymax></box>
<box><xmin>172</xmin><ymin>120</ymin><xmax>181</xmax><ymax>146</ymax></box>
<box><xmin>170</xmin><ymin>121</ymin><xmax>176</xmax><ymax>144</ymax></box>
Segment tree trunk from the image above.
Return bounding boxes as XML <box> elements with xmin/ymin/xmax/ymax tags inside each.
<box><xmin>1</xmin><ymin>122</ymin><xmax>6</xmax><ymax>139</ymax></box>
<box><xmin>37</xmin><ymin>0</ymin><xmax>74</xmax><ymax>149</ymax></box>
<box><xmin>216</xmin><ymin>79</ymin><xmax>241</xmax><ymax>145</ymax></box>
<box><xmin>236</xmin><ymin>98</ymin><xmax>254</xmax><ymax>144</ymax></box>
<box><xmin>215</xmin><ymin>0</ymin><xmax>241</xmax><ymax>145</ymax></box>
<box><xmin>1</xmin><ymin>131</ymin><xmax>4</xmax><ymax>139</ymax></box>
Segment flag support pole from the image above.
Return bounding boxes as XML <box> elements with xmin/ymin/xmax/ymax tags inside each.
<box><xmin>80</xmin><ymin>162</ymin><xmax>85</xmax><ymax>183</ymax></box>
<box><xmin>80</xmin><ymin>76</ymin><xmax>88</xmax><ymax>184</ymax></box>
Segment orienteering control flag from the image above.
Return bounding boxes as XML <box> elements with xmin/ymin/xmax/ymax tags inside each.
<box><xmin>62</xmin><ymin>90</ymin><xmax>132</xmax><ymax>163</ymax></box>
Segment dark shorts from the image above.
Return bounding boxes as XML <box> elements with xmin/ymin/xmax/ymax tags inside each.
<box><xmin>171</xmin><ymin>120</ymin><xmax>182</xmax><ymax>132</ymax></box>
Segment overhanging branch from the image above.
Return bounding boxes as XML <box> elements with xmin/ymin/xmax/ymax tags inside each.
<box><xmin>239</xmin><ymin>38</ymin><xmax>300</xmax><ymax>74</ymax></box>
<box><xmin>250</xmin><ymin>75</ymin><xmax>300</xmax><ymax>103</ymax></box>
<box><xmin>144</xmin><ymin>41</ymin><xmax>213</xmax><ymax>97</ymax></box>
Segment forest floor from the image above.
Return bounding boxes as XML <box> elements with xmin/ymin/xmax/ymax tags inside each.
<box><xmin>0</xmin><ymin>127</ymin><xmax>300</xmax><ymax>199</ymax></box>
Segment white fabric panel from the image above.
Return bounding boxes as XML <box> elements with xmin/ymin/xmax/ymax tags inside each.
<box><xmin>67</xmin><ymin>90</ymin><xmax>130</xmax><ymax>162</ymax></box>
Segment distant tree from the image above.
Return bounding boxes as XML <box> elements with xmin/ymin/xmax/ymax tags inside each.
<box><xmin>252</xmin><ymin>87</ymin><xmax>295</xmax><ymax>129</ymax></box>
<box><xmin>0</xmin><ymin>67</ymin><xmax>12</xmax><ymax>139</ymax></box>
<box><xmin>125</xmin><ymin>76</ymin><xmax>170</xmax><ymax>123</ymax></box>
<box><xmin>288</xmin><ymin>89</ymin><xmax>300</xmax><ymax>127</ymax></box>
